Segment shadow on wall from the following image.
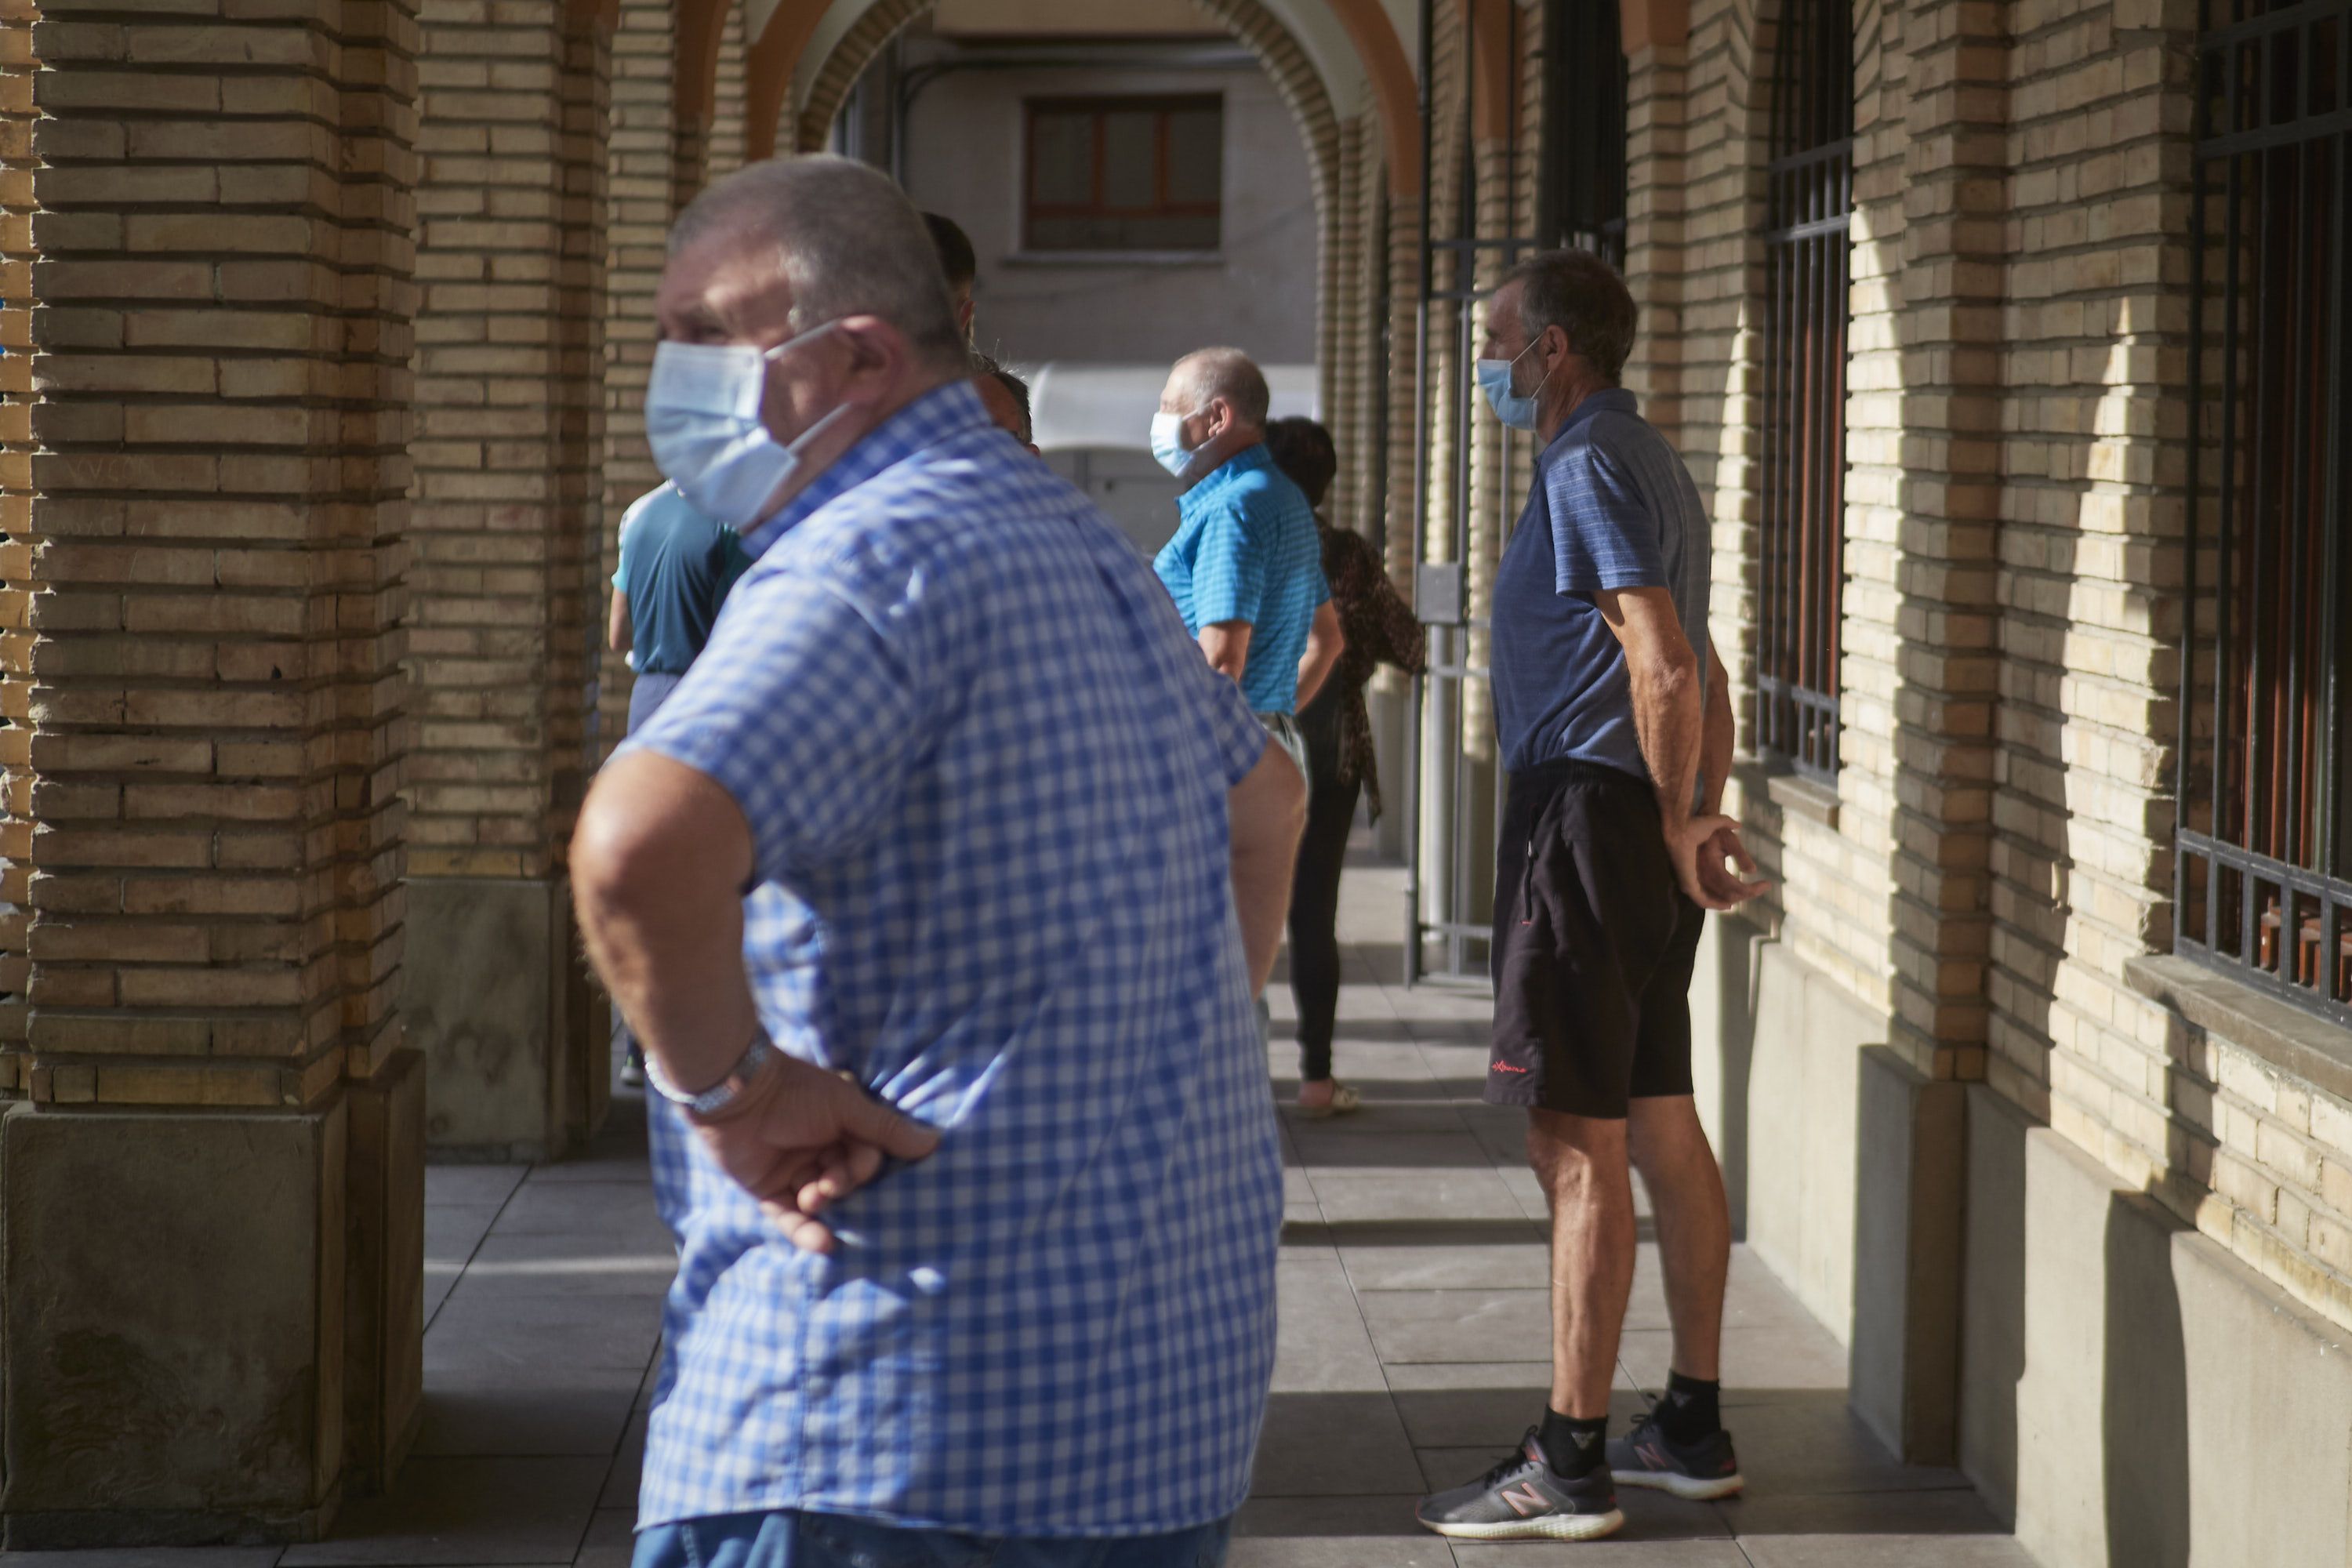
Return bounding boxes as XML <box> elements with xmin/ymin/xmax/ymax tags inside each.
<box><xmin>1956</xmin><ymin>332</ymin><xmax>2195</xmax><ymax>1566</ymax></box>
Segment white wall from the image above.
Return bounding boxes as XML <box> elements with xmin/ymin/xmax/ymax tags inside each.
<box><xmin>902</xmin><ymin>63</ymin><xmax>1320</xmax><ymax>368</ymax></box>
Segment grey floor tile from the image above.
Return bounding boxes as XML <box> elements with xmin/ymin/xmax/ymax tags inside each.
<box><xmin>1276</xmin><ymin>1103</ymin><xmax>1476</xmax><ymax>1138</ymax></box>
<box><xmin>1381</xmin><ymin>1359</ymin><xmax>1555</xmax><ymax>1393</ymax></box>
<box><xmin>1273</xmin><ymin>1259</ymin><xmax>1388</xmax><ymax>1392</ymax></box>
<box><xmin>452</xmin><ymin>1232</ymin><xmax>677</xmax><ymax>1298</ymax></box>
<box><xmin>1226</xmin><ymin>1496</ymin><xmax>1452</xmax><ymax>1567</ymax></box>
<box><xmin>1251</xmin><ymin>1391</ymin><xmax>1426</xmax><ymax>1497</ymax></box>
<box><xmin>1711</xmin><ymin>1396</ymin><xmax>1969</xmax><ymax>1497</ymax></box>
<box><xmin>488</xmin><ymin>1181</ymin><xmax>667</xmax><ymax>1237</ymax></box>
<box><xmin>281</xmin><ymin>1457</ymin><xmax>607</xmax><ymax>1566</ymax></box>
<box><xmin>1736</xmin><ymin>1533</ymin><xmax>2037</xmax><ymax>1566</ymax></box>
<box><xmin>412</xmin><ymin>1369</ymin><xmax>644</xmax><ymax>1457</ymax></box>
<box><xmin>423</xmin><ymin>1294</ymin><xmax>663</xmax><ymax>1376</ymax></box>
<box><xmin>426</xmin><ymin>1166</ymin><xmax>532</xmax><ymax>1208</ymax></box>
<box><xmin>572</xmin><ymin>1508</ymin><xmax>638</xmax><ymax>1568</ymax></box>
<box><xmin>1338</xmin><ymin>1237</ymin><xmax>1551</xmax><ymax>1291</ymax></box>
<box><xmin>599</xmin><ymin>1410</ymin><xmax>648</xmax><ymax>1510</ymax></box>
<box><xmin>1391</xmin><ymin>1386</ymin><xmax>1653</xmax><ymax>1448</ymax></box>
<box><xmin>426</xmin><ymin>1205</ymin><xmax>505</xmax><ymax>1266</ymax></box>
<box><xmin>1450</xmin><ymin>1540</ymin><xmax>1748</xmax><ymax>1566</ymax></box>
<box><xmin>1287</xmin><ymin>1131</ymin><xmax>1496</xmax><ymax>1172</ymax></box>
<box><xmin>1618</xmin><ymin>1324</ymin><xmax>1849</xmax><ymax>1398</ymax></box>
<box><xmin>1307</xmin><ymin>1171</ymin><xmax>1526</xmax><ymax>1225</ymax></box>
<box><xmin>1723</xmin><ymin>1486</ymin><xmax>2011</xmax><ymax>1539</ymax></box>
<box><xmin>1359</xmin><ymin>1289</ymin><xmax>1555</xmax><ymax>1363</ymax></box>
<box><xmin>0</xmin><ymin>1553</ymin><xmax>284</xmax><ymax>1568</ymax></box>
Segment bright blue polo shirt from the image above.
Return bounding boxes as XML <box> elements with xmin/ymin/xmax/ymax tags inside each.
<box><xmin>1153</xmin><ymin>445</ymin><xmax>1330</xmax><ymax>715</ymax></box>
<box><xmin>1490</xmin><ymin>388</ymin><xmax>1713</xmax><ymax>779</ymax></box>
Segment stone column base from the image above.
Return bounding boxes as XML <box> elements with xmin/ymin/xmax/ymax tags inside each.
<box><xmin>405</xmin><ymin>876</ymin><xmax>609</xmax><ymax>1163</ymax></box>
<box><xmin>2</xmin><ymin>1099</ymin><xmax>350</xmax><ymax>1547</ymax></box>
<box><xmin>1848</xmin><ymin>1045</ymin><xmax>1962</xmax><ymax>1465</ymax></box>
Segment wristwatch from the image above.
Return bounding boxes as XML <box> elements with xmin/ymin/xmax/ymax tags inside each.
<box><xmin>644</xmin><ymin>1027</ymin><xmax>780</xmax><ymax>1120</ymax></box>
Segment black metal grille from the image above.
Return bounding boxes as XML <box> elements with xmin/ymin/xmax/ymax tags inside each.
<box><xmin>1538</xmin><ymin>0</ymin><xmax>1629</xmax><ymax>267</ymax></box>
<box><xmin>1755</xmin><ymin>0</ymin><xmax>1853</xmax><ymax>782</ymax></box>
<box><xmin>2176</xmin><ymin>0</ymin><xmax>2352</xmax><ymax>1024</ymax></box>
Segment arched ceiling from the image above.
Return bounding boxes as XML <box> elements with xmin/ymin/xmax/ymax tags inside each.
<box><xmin>742</xmin><ymin>0</ymin><xmax>1425</xmax><ymax>192</ymax></box>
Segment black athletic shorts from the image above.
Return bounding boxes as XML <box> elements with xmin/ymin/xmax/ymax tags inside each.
<box><xmin>1485</xmin><ymin>757</ymin><xmax>1704</xmax><ymax>1119</ymax></box>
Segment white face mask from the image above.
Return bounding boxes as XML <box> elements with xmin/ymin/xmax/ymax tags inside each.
<box><xmin>1149</xmin><ymin>405</ymin><xmax>1210</xmax><ymax>479</ymax></box>
<box><xmin>645</xmin><ymin>323</ymin><xmax>855</xmax><ymax>528</ymax></box>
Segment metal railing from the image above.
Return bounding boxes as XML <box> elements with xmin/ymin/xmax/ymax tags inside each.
<box><xmin>1755</xmin><ymin>0</ymin><xmax>1853</xmax><ymax>785</ymax></box>
<box><xmin>2176</xmin><ymin>0</ymin><xmax>2352</xmax><ymax>1023</ymax></box>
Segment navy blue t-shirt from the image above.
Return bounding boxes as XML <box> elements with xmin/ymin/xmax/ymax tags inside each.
<box><xmin>1489</xmin><ymin>388</ymin><xmax>1712</xmax><ymax>779</ymax></box>
<box><xmin>613</xmin><ymin>485</ymin><xmax>752</xmax><ymax>677</ymax></box>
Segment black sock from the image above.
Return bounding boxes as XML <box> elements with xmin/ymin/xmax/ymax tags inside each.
<box><xmin>1656</xmin><ymin>1370</ymin><xmax>1720</xmax><ymax>1442</ymax></box>
<box><xmin>1536</xmin><ymin>1409</ymin><xmax>1608</xmax><ymax>1478</ymax></box>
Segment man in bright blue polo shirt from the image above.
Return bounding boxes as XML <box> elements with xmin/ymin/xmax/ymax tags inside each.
<box><xmin>1150</xmin><ymin>347</ymin><xmax>1343</xmax><ymax>777</ymax></box>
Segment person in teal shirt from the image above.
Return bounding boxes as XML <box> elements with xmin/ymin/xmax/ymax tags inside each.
<box><xmin>604</xmin><ymin>481</ymin><xmax>752</xmax><ymax>1086</ymax></box>
<box><xmin>608</xmin><ymin>482</ymin><xmax>753</xmax><ymax>731</ymax></box>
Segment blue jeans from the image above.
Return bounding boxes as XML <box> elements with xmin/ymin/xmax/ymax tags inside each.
<box><xmin>631</xmin><ymin>1511</ymin><xmax>1232</xmax><ymax>1568</ymax></box>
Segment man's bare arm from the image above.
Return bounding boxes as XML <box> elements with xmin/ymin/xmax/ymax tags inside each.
<box><xmin>1200</xmin><ymin>620</ymin><xmax>1254</xmax><ymax>687</ymax></box>
<box><xmin>572</xmin><ymin>752</ymin><xmax>936</xmax><ymax>1251</ymax></box>
<box><xmin>573</xmin><ymin>751</ymin><xmax>760</xmax><ymax>1091</ymax></box>
<box><xmin>1595</xmin><ymin>586</ymin><xmax>1704</xmax><ymax>834</ymax></box>
<box><xmin>608</xmin><ymin>590</ymin><xmax>633</xmax><ymax>655</ymax></box>
<box><xmin>1294</xmin><ymin>600</ymin><xmax>1345</xmax><ymax>711</ymax></box>
<box><xmin>1595</xmin><ymin>589</ymin><xmax>1766</xmax><ymax>911</ymax></box>
<box><xmin>1227</xmin><ymin>742</ymin><xmax>1308</xmax><ymax>995</ymax></box>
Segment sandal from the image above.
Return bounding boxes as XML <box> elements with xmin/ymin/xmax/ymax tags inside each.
<box><xmin>1296</xmin><ymin>1082</ymin><xmax>1363</xmax><ymax>1120</ymax></box>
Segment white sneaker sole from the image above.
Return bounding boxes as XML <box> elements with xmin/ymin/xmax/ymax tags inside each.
<box><xmin>1421</xmin><ymin>1508</ymin><xmax>1625</xmax><ymax>1541</ymax></box>
<box><xmin>1613</xmin><ymin>1467</ymin><xmax>1745</xmax><ymax>1501</ymax></box>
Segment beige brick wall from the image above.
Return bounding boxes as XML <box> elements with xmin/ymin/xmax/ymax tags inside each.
<box><xmin>407</xmin><ymin>0</ymin><xmax>608</xmax><ymax>881</ymax></box>
<box><xmin>11</xmin><ymin>0</ymin><xmax>419</xmax><ymax>1106</ymax></box>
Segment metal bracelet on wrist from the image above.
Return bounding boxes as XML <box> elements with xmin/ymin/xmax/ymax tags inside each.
<box><xmin>644</xmin><ymin>1027</ymin><xmax>779</xmax><ymax>1120</ymax></box>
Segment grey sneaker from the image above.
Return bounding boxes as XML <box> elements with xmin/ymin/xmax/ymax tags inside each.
<box><xmin>1416</xmin><ymin>1428</ymin><xmax>1624</xmax><ymax>1541</ymax></box>
<box><xmin>1608</xmin><ymin>1406</ymin><xmax>1744</xmax><ymax>1500</ymax></box>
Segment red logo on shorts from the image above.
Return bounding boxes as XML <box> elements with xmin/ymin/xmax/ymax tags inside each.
<box><xmin>1491</xmin><ymin>1062</ymin><xmax>1530</xmax><ymax>1073</ymax></box>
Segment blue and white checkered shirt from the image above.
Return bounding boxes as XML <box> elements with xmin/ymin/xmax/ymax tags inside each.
<box><xmin>621</xmin><ymin>380</ymin><xmax>1283</xmax><ymax>1537</ymax></box>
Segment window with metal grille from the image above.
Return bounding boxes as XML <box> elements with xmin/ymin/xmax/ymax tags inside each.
<box><xmin>2176</xmin><ymin>0</ymin><xmax>2351</xmax><ymax>1024</ymax></box>
<box><xmin>1537</xmin><ymin>0</ymin><xmax>1629</xmax><ymax>267</ymax></box>
<box><xmin>1756</xmin><ymin>0</ymin><xmax>1853</xmax><ymax>782</ymax></box>
<box><xmin>1023</xmin><ymin>96</ymin><xmax>1222</xmax><ymax>253</ymax></box>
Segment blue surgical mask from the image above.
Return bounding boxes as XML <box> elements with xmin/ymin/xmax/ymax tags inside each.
<box><xmin>645</xmin><ymin>324</ymin><xmax>853</xmax><ymax>528</ymax></box>
<box><xmin>1475</xmin><ymin>339</ymin><xmax>1552</xmax><ymax>432</ymax></box>
<box><xmin>1149</xmin><ymin>406</ymin><xmax>1209</xmax><ymax>478</ymax></box>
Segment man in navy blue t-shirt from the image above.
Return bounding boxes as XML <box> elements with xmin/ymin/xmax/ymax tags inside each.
<box><xmin>1417</xmin><ymin>252</ymin><xmax>1769</xmax><ymax>1546</ymax></box>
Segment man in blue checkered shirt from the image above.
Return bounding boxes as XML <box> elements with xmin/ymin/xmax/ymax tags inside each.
<box><xmin>572</xmin><ymin>158</ymin><xmax>1307</xmax><ymax>1568</ymax></box>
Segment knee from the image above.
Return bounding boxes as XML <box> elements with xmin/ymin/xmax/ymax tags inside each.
<box><xmin>1527</xmin><ymin>1111</ymin><xmax>1628</xmax><ymax>1196</ymax></box>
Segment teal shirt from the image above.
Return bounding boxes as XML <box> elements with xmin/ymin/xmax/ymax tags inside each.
<box><xmin>1152</xmin><ymin>445</ymin><xmax>1330</xmax><ymax>715</ymax></box>
<box><xmin>613</xmin><ymin>485</ymin><xmax>753</xmax><ymax>676</ymax></box>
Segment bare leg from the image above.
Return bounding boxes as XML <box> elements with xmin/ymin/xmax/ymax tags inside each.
<box><xmin>1529</xmin><ymin>1109</ymin><xmax>1635</xmax><ymax>1420</ymax></box>
<box><xmin>1627</xmin><ymin>1094</ymin><xmax>1730</xmax><ymax>1383</ymax></box>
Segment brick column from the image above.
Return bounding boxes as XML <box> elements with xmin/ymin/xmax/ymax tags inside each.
<box><xmin>404</xmin><ymin>0</ymin><xmax>609</xmax><ymax>1159</ymax></box>
<box><xmin>705</xmin><ymin>0</ymin><xmax>748</xmax><ymax>183</ymax></box>
<box><xmin>1886</xmin><ymin>0</ymin><xmax>2006</xmax><ymax>1080</ymax></box>
<box><xmin>596</xmin><ymin>0</ymin><xmax>675</xmax><ymax>759</ymax></box>
<box><xmin>0</xmin><ymin>1</ymin><xmax>422</xmax><ymax>1541</ymax></box>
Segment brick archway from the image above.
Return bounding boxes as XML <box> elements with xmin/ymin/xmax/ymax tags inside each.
<box><xmin>750</xmin><ymin>0</ymin><xmax>1424</xmax><ymax>196</ymax></box>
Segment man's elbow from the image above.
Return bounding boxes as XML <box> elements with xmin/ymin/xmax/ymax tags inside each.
<box><xmin>1632</xmin><ymin>642</ymin><xmax>1700</xmax><ymax>696</ymax></box>
<box><xmin>571</xmin><ymin>787</ymin><xmax>669</xmax><ymax>931</ymax></box>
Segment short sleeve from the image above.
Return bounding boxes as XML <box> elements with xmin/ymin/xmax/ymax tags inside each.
<box><xmin>613</xmin><ymin>488</ymin><xmax>659</xmax><ymax>593</ymax></box>
<box><xmin>622</xmin><ymin>569</ymin><xmax>923</xmax><ymax>882</ymax></box>
<box><xmin>1189</xmin><ymin>503</ymin><xmax>1267</xmax><ymax>628</ymax></box>
<box><xmin>1544</xmin><ymin>445</ymin><xmax>1665</xmax><ymax>597</ymax></box>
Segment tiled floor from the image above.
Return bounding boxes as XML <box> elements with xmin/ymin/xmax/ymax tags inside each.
<box><xmin>13</xmin><ymin>855</ymin><xmax>2032</xmax><ymax>1568</ymax></box>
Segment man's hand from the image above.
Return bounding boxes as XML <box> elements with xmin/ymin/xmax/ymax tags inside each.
<box><xmin>1670</xmin><ymin>815</ymin><xmax>1772</xmax><ymax>911</ymax></box>
<box><xmin>690</xmin><ymin>1054</ymin><xmax>941</xmax><ymax>1254</ymax></box>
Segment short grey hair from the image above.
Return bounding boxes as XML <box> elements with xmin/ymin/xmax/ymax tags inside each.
<box><xmin>670</xmin><ymin>156</ymin><xmax>965</xmax><ymax>371</ymax></box>
<box><xmin>1503</xmin><ymin>249</ymin><xmax>1638</xmax><ymax>385</ymax></box>
<box><xmin>1173</xmin><ymin>347</ymin><xmax>1270</xmax><ymax>428</ymax></box>
<box><xmin>969</xmin><ymin>349</ymin><xmax>1032</xmax><ymax>429</ymax></box>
